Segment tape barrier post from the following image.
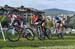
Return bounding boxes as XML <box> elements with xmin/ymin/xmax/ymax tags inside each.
<box><xmin>0</xmin><ymin>22</ymin><xmax>6</xmax><ymax>41</ymax></box>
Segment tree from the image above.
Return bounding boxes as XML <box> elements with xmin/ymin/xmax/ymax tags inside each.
<box><xmin>69</xmin><ymin>16</ymin><xmax>75</xmax><ymax>28</ymax></box>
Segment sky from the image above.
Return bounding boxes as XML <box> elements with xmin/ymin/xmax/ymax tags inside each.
<box><xmin>0</xmin><ymin>0</ymin><xmax>75</xmax><ymax>11</ymax></box>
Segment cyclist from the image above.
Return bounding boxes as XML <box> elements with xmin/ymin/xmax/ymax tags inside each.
<box><xmin>31</xmin><ymin>14</ymin><xmax>46</xmax><ymax>38</ymax></box>
<box><xmin>8</xmin><ymin>13</ymin><xmax>27</xmax><ymax>37</ymax></box>
<box><xmin>46</xmin><ymin>16</ymin><xmax>54</xmax><ymax>28</ymax></box>
<box><xmin>60</xmin><ymin>17</ymin><xmax>66</xmax><ymax>34</ymax></box>
<box><xmin>31</xmin><ymin>14</ymin><xmax>38</xmax><ymax>24</ymax></box>
<box><xmin>8</xmin><ymin>13</ymin><xmax>17</xmax><ymax>26</ymax></box>
<box><xmin>54</xmin><ymin>16</ymin><xmax>62</xmax><ymax>38</ymax></box>
<box><xmin>31</xmin><ymin>14</ymin><xmax>46</xmax><ymax>27</ymax></box>
<box><xmin>55</xmin><ymin>16</ymin><xmax>65</xmax><ymax>38</ymax></box>
<box><xmin>55</xmin><ymin>16</ymin><xmax>61</xmax><ymax>29</ymax></box>
<box><xmin>8</xmin><ymin>13</ymin><xmax>23</xmax><ymax>27</ymax></box>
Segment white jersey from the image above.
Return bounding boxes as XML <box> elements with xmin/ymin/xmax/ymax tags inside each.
<box><xmin>10</xmin><ymin>14</ymin><xmax>17</xmax><ymax>25</ymax></box>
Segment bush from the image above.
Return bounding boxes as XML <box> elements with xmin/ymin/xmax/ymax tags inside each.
<box><xmin>27</xmin><ymin>17</ymin><xmax>31</xmax><ymax>24</ymax></box>
<box><xmin>0</xmin><ymin>16</ymin><xmax>8</xmax><ymax>27</ymax></box>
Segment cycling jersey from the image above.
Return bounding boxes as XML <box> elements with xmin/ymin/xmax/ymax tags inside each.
<box><xmin>55</xmin><ymin>16</ymin><xmax>61</xmax><ymax>28</ymax></box>
<box><xmin>8</xmin><ymin>14</ymin><xmax>17</xmax><ymax>24</ymax></box>
<box><xmin>8</xmin><ymin>13</ymin><xmax>22</xmax><ymax>26</ymax></box>
<box><xmin>55</xmin><ymin>16</ymin><xmax>61</xmax><ymax>23</ymax></box>
<box><xmin>31</xmin><ymin>15</ymin><xmax>46</xmax><ymax>27</ymax></box>
<box><xmin>31</xmin><ymin>15</ymin><xmax>38</xmax><ymax>22</ymax></box>
<box><xmin>16</xmin><ymin>16</ymin><xmax>22</xmax><ymax>20</ymax></box>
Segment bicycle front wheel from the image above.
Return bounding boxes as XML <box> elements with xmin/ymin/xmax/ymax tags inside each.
<box><xmin>25</xmin><ymin>28</ymin><xmax>35</xmax><ymax>41</ymax></box>
<box><xmin>46</xmin><ymin>28</ymin><xmax>51</xmax><ymax>39</ymax></box>
<box><xmin>37</xmin><ymin>27</ymin><xmax>45</xmax><ymax>40</ymax></box>
<box><xmin>6</xmin><ymin>28</ymin><xmax>20</xmax><ymax>42</ymax></box>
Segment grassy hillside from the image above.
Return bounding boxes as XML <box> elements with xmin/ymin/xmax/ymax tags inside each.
<box><xmin>42</xmin><ymin>8</ymin><xmax>75</xmax><ymax>16</ymax></box>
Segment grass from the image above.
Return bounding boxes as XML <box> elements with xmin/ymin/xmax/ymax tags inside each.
<box><xmin>0</xmin><ymin>33</ymin><xmax>75</xmax><ymax>49</ymax></box>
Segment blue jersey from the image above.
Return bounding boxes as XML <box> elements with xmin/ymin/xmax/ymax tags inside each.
<box><xmin>55</xmin><ymin>16</ymin><xmax>60</xmax><ymax>20</ymax></box>
<box><xmin>55</xmin><ymin>16</ymin><xmax>61</xmax><ymax>24</ymax></box>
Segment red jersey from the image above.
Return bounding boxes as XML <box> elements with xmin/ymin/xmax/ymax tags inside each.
<box><xmin>17</xmin><ymin>16</ymin><xmax>22</xmax><ymax>20</ymax></box>
<box><xmin>31</xmin><ymin>15</ymin><xmax>38</xmax><ymax>21</ymax></box>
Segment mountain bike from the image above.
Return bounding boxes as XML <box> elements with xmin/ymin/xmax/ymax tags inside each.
<box><xmin>44</xmin><ymin>27</ymin><xmax>51</xmax><ymax>39</ymax></box>
<box><xmin>32</xmin><ymin>22</ymin><xmax>51</xmax><ymax>40</ymax></box>
<box><xmin>6</xmin><ymin>23</ymin><xmax>35</xmax><ymax>42</ymax></box>
<box><xmin>31</xmin><ymin>22</ymin><xmax>45</xmax><ymax>40</ymax></box>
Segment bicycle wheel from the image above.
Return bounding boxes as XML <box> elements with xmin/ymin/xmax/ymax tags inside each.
<box><xmin>37</xmin><ymin>27</ymin><xmax>45</xmax><ymax>40</ymax></box>
<box><xmin>57</xmin><ymin>32</ymin><xmax>64</xmax><ymax>39</ymax></box>
<box><xmin>6</xmin><ymin>28</ymin><xmax>20</xmax><ymax>42</ymax></box>
<box><xmin>46</xmin><ymin>28</ymin><xmax>51</xmax><ymax>39</ymax></box>
<box><xmin>25</xmin><ymin>28</ymin><xmax>35</xmax><ymax>41</ymax></box>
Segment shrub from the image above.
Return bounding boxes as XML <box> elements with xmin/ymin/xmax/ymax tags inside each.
<box><xmin>0</xmin><ymin>16</ymin><xmax>8</xmax><ymax>27</ymax></box>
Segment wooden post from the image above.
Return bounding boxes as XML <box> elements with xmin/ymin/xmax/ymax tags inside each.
<box><xmin>30</xmin><ymin>13</ymin><xmax>33</xmax><ymax>24</ymax></box>
<box><xmin>31</xmin><ymin>13</ymin><xmax>33</xmax><ymax>17</ymax></box>
<box><xmin>26</xmin><ymin>13</ymin><xmax>28</xmax><ymax>23</ymax></box>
